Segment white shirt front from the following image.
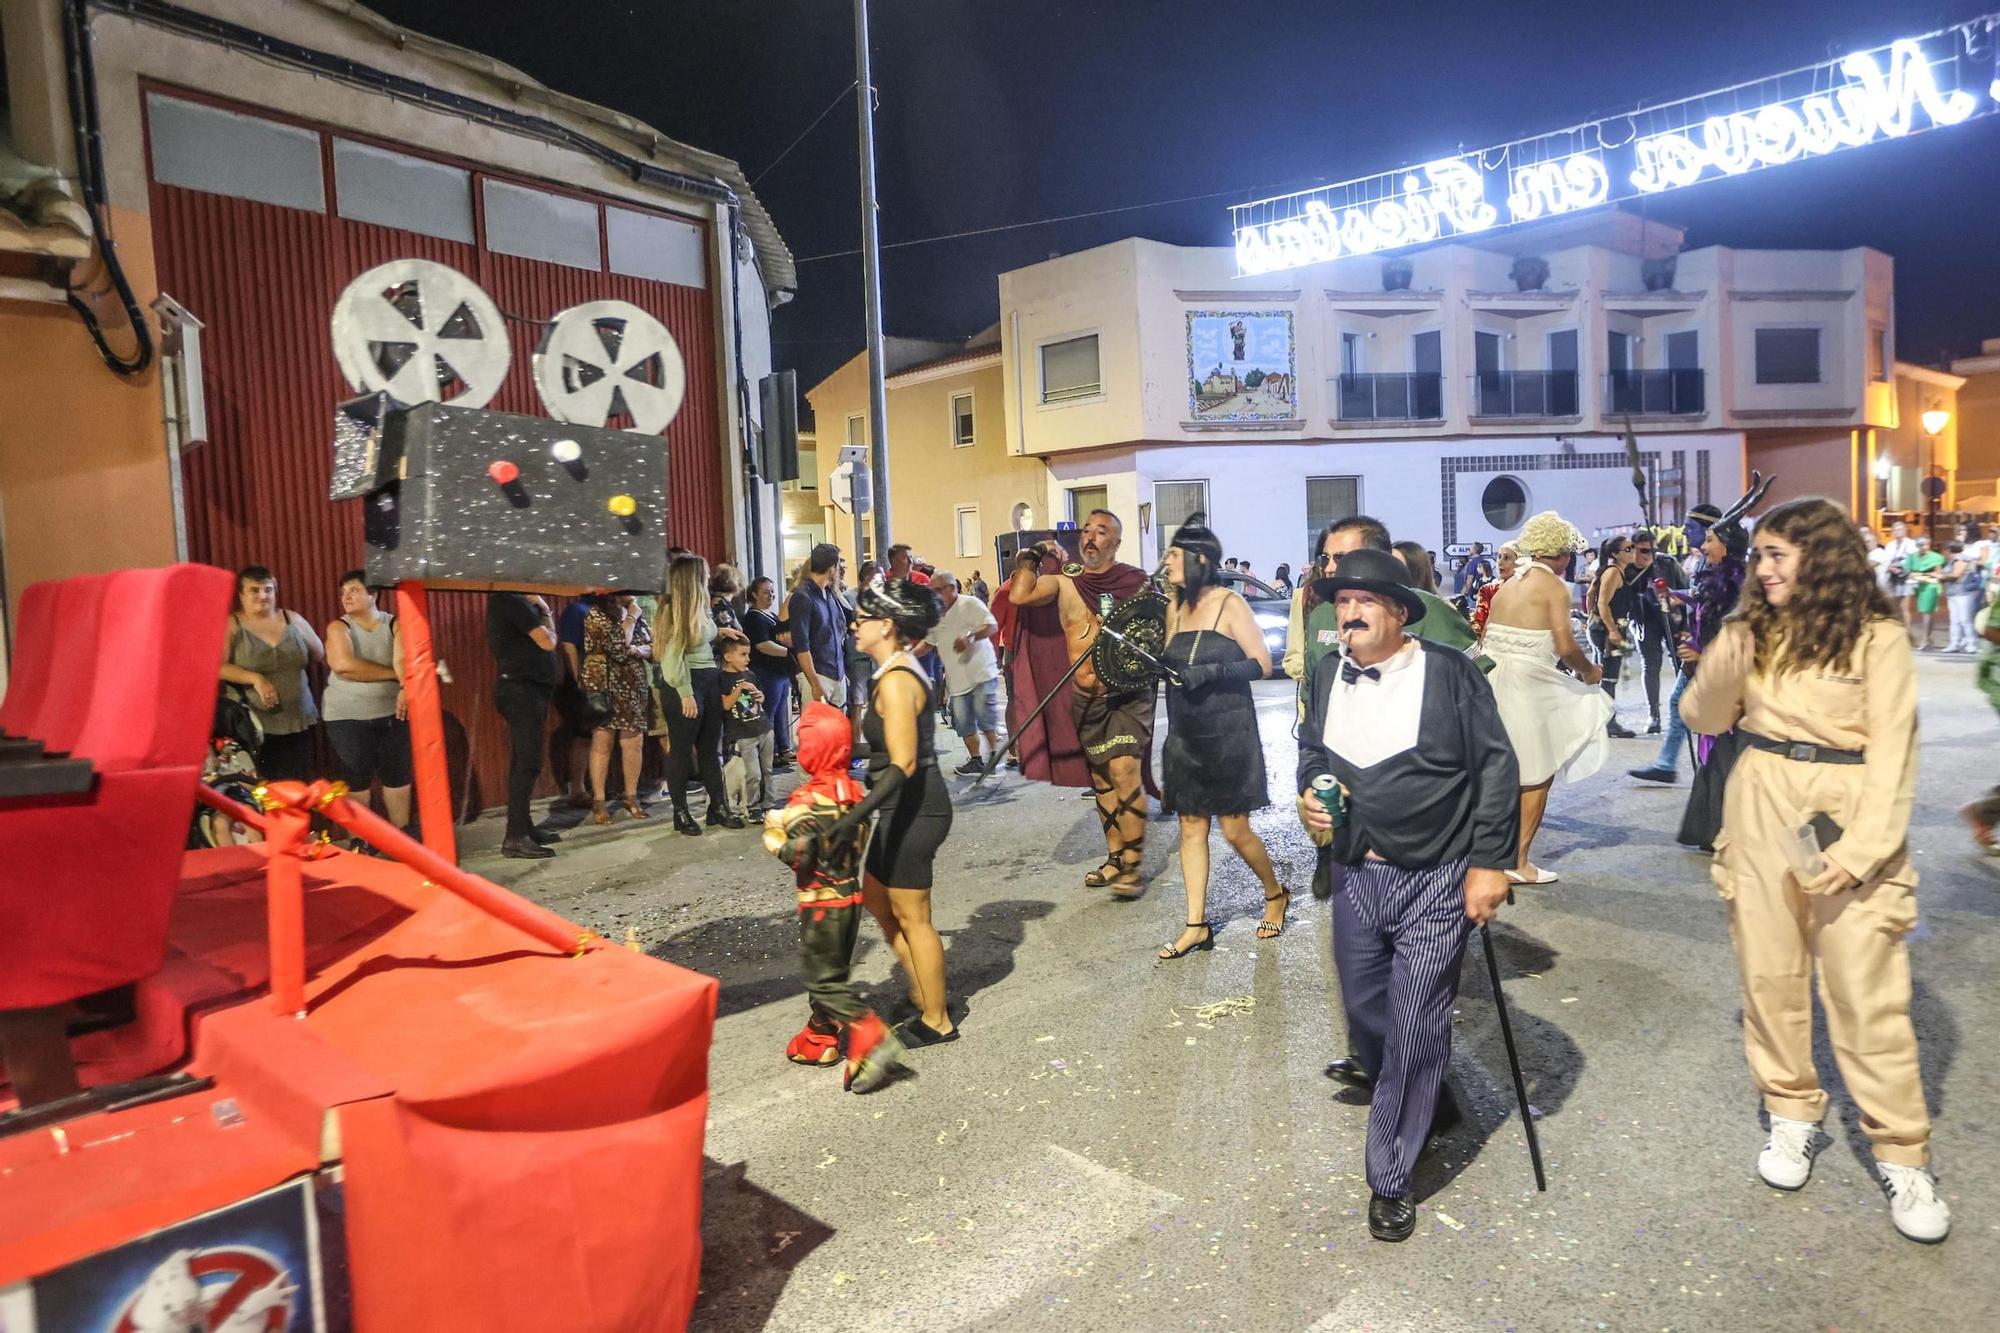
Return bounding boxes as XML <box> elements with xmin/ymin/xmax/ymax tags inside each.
<box><xmin>933</xmin><ymin>594</ymin><xmax>1000</xmax><ymax>696</ymax></box>
<box><xmin>1322</xmin><ymin>638</ymin><xmax>1425</xmax><ymax>769</ymax></box>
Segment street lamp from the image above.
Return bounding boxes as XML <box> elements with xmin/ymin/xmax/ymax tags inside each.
<box><xmin>1873</xmin><ymin>451</ymin><xmax>1892</xmax><ymax>520</ymax></box>
<box><xmin>1920</xmin><ymin>405</ymin><xmax>1951</xmax><ymax>542</ymax></box>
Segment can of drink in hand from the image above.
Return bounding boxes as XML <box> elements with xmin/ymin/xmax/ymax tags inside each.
<box><xmin>1310</xmin><ymin>773</ymin><xmax>1344</xmax><ymax>827</ymax></box>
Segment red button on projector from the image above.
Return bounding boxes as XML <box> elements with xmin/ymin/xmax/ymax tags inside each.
<box><xmin>487</xmin><ymin>460</ymin><xmax>521</xmax><ymax>486</ymax></box>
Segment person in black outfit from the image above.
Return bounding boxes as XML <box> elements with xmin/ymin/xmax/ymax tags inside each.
<box><xmin>843</xmin><ymin>577</ymin><xmax>957</xmax><ymax>1047</ymax></box>
<box><xmin>1626</xmin><ymin>530</ymin><xmax>1687</xmax><ymax>734</ymax></box>
<box><xmin>1296</xmin><ymin>547</ymin><xmax>1519</xmax><ymax>1242</ymax></box>
<box><xmin>1587</xmin><ymin>535</ymin><xmax>1640</xmax><ymax>737</ymax></box>
<box><xmin>1154</xmin><ymin>517</ymin><xmax>1288</xmax><ymax>959</ymax></box>
<box><xmin>485</xmin><ymin>592</ymin><xmax>561</xmax><ymax>860</ymax></box>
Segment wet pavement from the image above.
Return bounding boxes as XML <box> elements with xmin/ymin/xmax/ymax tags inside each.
<box><xmin>463</xmin><ymin>656</ymin><xmax>2000</xmax><ymax>1332</ymax></box>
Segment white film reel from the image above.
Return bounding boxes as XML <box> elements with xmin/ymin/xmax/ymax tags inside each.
<box><xmin>331</xmin><ymin>259</ymin><xmax>511</xmax><ymax>409</ymax></box>
<box><xmin>533</xmin><ymin>300</ymin><xmax>686</xmax><ymax>435</ymax></box>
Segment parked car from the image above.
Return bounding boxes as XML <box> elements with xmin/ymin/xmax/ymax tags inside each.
<box><xmin>1220</xmin><ymin>571</ymin><xmax>1290</xmax><ymax>666</ymax></box>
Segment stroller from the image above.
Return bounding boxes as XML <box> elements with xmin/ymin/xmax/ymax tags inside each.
<box><xmin>190</xmin><ymin>689</ymin><xmax>266</xmax><ymax>848</ymax></box>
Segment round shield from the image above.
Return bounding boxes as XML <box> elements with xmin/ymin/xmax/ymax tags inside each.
<box><xmin>533</xmin><ymin>301</ymin><xmax>687</xmax><ymax>435</ymax></box>
<box><xmin>1092</xmin><ymin>589</ymin><xmax>1170</xmax><ymax>693</ymax></box>
<box><xmin>331</xmin><ymin>259</ymin><xmax>511</xmax><ymax>408</ymax></box>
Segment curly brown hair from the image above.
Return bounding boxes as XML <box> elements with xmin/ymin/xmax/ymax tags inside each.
<box><xmin>1730</xmin><ymin>497</ymin><xmax>1898</xmax><ymax>676</ymax></box>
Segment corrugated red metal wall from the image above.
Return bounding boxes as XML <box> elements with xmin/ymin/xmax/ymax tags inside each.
<box><xmin>146</xmin><ymin>96</ymin><xmax>725</xmax><ymax>819</ymax></box>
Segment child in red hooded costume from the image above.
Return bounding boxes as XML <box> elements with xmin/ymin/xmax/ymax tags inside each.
<box><xmin>763</xmin><ymin>701</ymin><xmax>904</xmax><ymax>1092</ymax></box>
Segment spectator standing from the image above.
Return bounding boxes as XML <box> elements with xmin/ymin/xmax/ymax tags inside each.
<box><xmin>551</xmin><ymin>596</ymin><xmax>596</xmax><ymax>810</ymax></box>
<box><xmin>710</xmin><ymin>564</ymin><xmax>747</xmax><ymax>636</ymax></box>
<box><xmin>787</xmin><ymin>543</ymin><xmax>849</xmax><ymax>708</ymax></box>
<box><xmin>322</xmin><ymin>571</ymin><xmax>411</xmax><ymax>831</ymax></box>
<box><xmin>485</xmin><ymin>592</ymin><xmax>558</xmax><ymax>859</ymax></box>
<box><xmin>1905</xmin><ymin>536</ymin><xmax>1945</xmax><ymax>649</ymax></box>
<box><xmin>220</xmin><ymin>565</ymin><xmax>324</xmax><ymax>783</ymax></box>
<box><xmin>656</xmin><ymin>554</ymin><xmax>739</xmax><ymax>834</ymax></box>
<box><xmin>742</xmin><ymin>575</ymin><xmax>796</xmax><ymax>768</ymax></box>
<box><xmin>931</xmin><ymin>573</ymin><xmax>1003</xmax><ymax>775</ymax></box>
<box><xmin>1879</xmin><ymin>520</ymin><xmax>1918</xmax><ymax>623</ymax></box>
<box><xmin>1272</xmin><ymin>562</ymin><xmax>1294</xmax><ymax>597</ymax></box>
<box><xmin>968</xmin><ymin>571</ymin><xmax>991</xmax><ymax>602</ymax></box>
<box><xmin>580</xmin><ymin>594</ymin><xmax>651</xmax><ymax>824</ymax></box>
<box><xmin>1944</xmin><ymin>543</ymin><xmax>1985</xmax><ymax>652</ymax></box>
<box><xmin>718</xmin><ymin>637</ymin><xmax>774</xmax><ymax>818</ymax></box>
<box><xmin>1589</xmin><ymin>535</ymin><xmax>1639</xmax><ymax>737</ymax></box>
<box><xmin>1454</xmin><ymin>541</ymin><xmax>1493</xmax><ymax>599</ymax></box>
<box><xmin>1629</xmin><ymin>531</ymin><xmax>1688</xmax><ymax>734</ymax></box>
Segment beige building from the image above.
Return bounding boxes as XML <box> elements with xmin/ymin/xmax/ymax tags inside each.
<box><xmin>1950</xmin><ymin>338</ymin><xmax>2000</xmax><ymax>500</ymax></box>
<box><xmin>805</xmin><ymin>328</ymin><xmax>1047</xmax><ymax>582</ymax></box>
<box><xmin>1865</xmin><ymin>363</ymin><xmax>1964</xmax><ymax>529</ymax></box>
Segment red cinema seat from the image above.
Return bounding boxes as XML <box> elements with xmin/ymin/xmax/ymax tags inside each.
<box><xmin>0</xmin><ymin>580</ymin><xmax>60</xmax><ymax>739</ymax></box>
<box><xmin>13</xmin><ymin>574</ymin><xmax>113</xmax><ymax>755</ymax></box>
<box><xmin>0</xmin><ymin>564</ymin><xmax>234</xmax><ymax>1009</ymax></box>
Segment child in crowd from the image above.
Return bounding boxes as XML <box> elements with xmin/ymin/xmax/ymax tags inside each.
<box><xmin>718</xmin><ymin>637</ymin><xmax>773</xmax><ymax>819</ymax></box>
<box><xmin>763</xmin><ymin>702</ymin><xmax>903</xmax><ymax>1092</ymax></box>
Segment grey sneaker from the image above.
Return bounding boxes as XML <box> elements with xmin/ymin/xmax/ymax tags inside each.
<box><xmin>1757</xmin><ymin>1115</ymin><xmax>1822</xmax><ymax>1190</ymax></box>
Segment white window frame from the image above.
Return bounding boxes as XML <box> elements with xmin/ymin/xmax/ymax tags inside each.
<box><xmin>950</xmin><ymin>390</ymin><xmax>976</xmax><ymax>448</ymax></box>
<box><xmin>846</xmin><ymin>413</ymin><xmax>866</xmax><ymax>447</ymax></box>
<box><xmin>1868</xmin><ymin>325</ymin><xmax>1889</xmax><ymax>383</ymax></box>
<box><xmin>1037</xmin><ymin>330</ymin><xmax>1105</xmax><ymax>407</ymax></box>
<box><xmin>954</xmin><ymin>505</ymin><xmax>981</xmax><ymax>559</ymax></box>
<box><xmin>1153</xmin><ymin>479</ymin><xmax>1210</xmax><ymax>545</ymax></box>
<box><xmin>1340</xmin><ymin>330</ymin><xmax>1365</xmax><ymax>377</ymax></box>
<box><xmin>1753</xmin><ymin>324</ymin><xmax>1825</xmax><ymax>386</ymax></box>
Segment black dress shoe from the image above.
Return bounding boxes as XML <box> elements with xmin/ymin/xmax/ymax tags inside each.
<box><xmin>1628</xmin><ymin>766</ymin><xmax>1677</xmax><ymax>784</ymax></box>
<box><xmin>501</xmin><ymin>837</ymin><xmax>555</xmax><ymax>860</ymax></box>
<box><xmin>1325</xmin><ymin>1057</ymin><xmax>1374</xmax><ymax>1089</ymax></box>
<box><xmin>1367</xmin><ymin>1193</ymin><xmax>1416</xmax><ymax>1242</ymax></box>
<box><xmin>529</xmin><ymin>827</ymin><xmax>562</xmax><ymax>845</ymax></box>
<box><xmin>673</xmin><ymin>805</ymin><xmax>702</xmax><ymax>837</ymax></box>
<box><xmin>1606</xmin><ymin>719</ymin><xmax>1636</xmax><ymax>738</ymax></box>
<box><xmin>1646</xmin><ymin>717</ymin><xmax>1663</xmax><ymax>735</ymax></box>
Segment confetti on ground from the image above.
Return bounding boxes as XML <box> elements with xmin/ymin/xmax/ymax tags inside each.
<box><xmin>1561</xmin><ymin>997</ymin><xmax>1580</xmax><ymax>1003</ymax></box>
<box><xmin>1435</xmin><ymin>1211</ymin><xmax>1466</xmax><ymax>1230</ymax></box>
<box><xmin>1194</xmin><ymin>995</ymin><xmax>1257</xmax><ymax>1021</ymax></box>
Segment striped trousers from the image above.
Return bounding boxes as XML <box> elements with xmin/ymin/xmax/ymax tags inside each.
<box><xmin>1332</xmin><ymin>856</ymin><xmax>1473</xmax><ymax>1197</ymax></box>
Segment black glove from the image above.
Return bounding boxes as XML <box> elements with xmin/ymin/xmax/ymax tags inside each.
<box><xmin>777</xmin><ymin>830</ymin><xmax>821</xmax><ymax>876</ymax></box>
<box><xmin>830</xmin><ymin>763</ymin><xmax>907</xmax><ymax>840</ymax></box>
<box><xmin>1177</xmin><ymin>656</ymin><xmax>1264</xmax><ymax>690</ymax></box>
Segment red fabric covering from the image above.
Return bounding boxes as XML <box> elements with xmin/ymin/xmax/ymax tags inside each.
<box><xmin>0</xmin><ymin>578</ymin><xmax>59</xmax><ymax>737</ymax></box>
<box><xmin>0</xmin><ymin>564</ymin><xmax>235</xmax><ymax>1009</ymax></box>
<box><xmin>2</xmin><ymin>845</ymin><xmax>716</xmax><ymax>1332</ymax></box>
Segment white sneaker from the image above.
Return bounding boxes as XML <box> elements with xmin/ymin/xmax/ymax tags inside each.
<box><xmin>1757</xmin><ymin>1115</ymin><xmax>1822</xmax><ymax>1190</ymax></box>
<box><xmin>1878</xmin><ymin>1162</ymin><xmax>1951</xmax><ymax>1243</ymax></box>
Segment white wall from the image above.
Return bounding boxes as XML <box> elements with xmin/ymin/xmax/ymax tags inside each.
<box><xmin>1040</xmin><ymin>433</ymin><xmax>1743</xmax><ymax>576</ymax></box>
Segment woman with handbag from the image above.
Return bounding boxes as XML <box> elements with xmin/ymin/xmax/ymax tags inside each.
<box><xmin>579</xmin><ymin>593</ymin><xmax>650</xmax><ymax>824</ymax></box>
<box><xmin>1682</xmin><ymin>497</ymin><xmax>1947</xmax><ymax>1244</ymax></box>
<box><xmin>655</xmin><ymin>555</ymin><xmax>745</xmax><ymax>835</ymax></box>
<box><xmin>218</xmin><ymin>564</ymin><xmax>323</xmax><ymax>783</ymax></box>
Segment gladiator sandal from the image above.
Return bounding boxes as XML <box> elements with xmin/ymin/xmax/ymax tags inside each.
<box><xmin>785</xmin><ymin>1018</ymin><xmax>842</xmax><ymax>1067</ymax></box>
<box><xmin>842</xmin><ymin>1012</ymin><xmax>906</xmax><ymax>1093</ymax></box>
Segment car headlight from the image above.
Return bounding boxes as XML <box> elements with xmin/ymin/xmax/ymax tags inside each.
<box><xmin>1254</xmin><ymin>612</ymin><xmax>1286</xmax><ymax>631</ymax></box>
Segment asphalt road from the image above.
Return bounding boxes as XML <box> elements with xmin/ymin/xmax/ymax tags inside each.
<box><xmin>464</xmin><ymin>655</ymin><xmax>2000</xmax><ymax>1333</ymax></box>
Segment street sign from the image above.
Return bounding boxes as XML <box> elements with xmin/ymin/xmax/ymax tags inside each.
<box><xmin>828</xmin><ymin>461</ymin><xmax>855</xmax><ymax>514</ymax></box>
<box><xmin>1922</xmin><ymin>475</ymin><xmax>1948</xmax><ymax>501</ymax></box>
<box><xmin>835</xmin><ymin>444</ymin><xmax>872</xmax><ymax>517</ymax></box>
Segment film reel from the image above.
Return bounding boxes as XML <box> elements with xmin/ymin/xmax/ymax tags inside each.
<box><xmin>331</xmin><ymin>259</ymin><xmax>511</xmax><ymax>409</ymax></box>
<box><xmin>533</xmin><ymin>300</ymin><xmax>687</xmax><ymax>435</ymax></box>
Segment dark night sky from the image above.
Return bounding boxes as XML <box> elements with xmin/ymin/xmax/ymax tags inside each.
<box><xmin>368</xmin><ymin>0</ymin><xmax>2000</xmax><ymax>395</ymax></box>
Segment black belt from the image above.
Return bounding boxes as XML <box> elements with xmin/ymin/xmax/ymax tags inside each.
<box><xmin>1739</xmin><ymin>730</ymin><xmax>1865</xmax><ymax>764</ymax></box>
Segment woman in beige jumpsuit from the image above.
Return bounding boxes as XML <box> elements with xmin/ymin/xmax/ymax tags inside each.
<box><xmin>1682</xmin><ymin>497</ymin><xmax>1948</xmax><ymax>1243</ymax></box>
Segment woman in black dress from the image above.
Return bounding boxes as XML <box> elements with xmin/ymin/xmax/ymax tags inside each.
<box><xmin>1157</xmin><ymin>518</ymin><xmax>1288</xmax><ymax>960</ymax></box>
<box><xmin>842</xmin><ymin>577</ymin><xmax>958</xmax><ymax>1045</ymax></box>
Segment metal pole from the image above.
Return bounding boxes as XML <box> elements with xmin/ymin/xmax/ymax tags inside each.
<box><xmin>853</xmin><ymin>0</ymin><xmax>891</xmax><ymax>558</ymax></box>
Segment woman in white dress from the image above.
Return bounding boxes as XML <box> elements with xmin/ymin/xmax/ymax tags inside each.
<box><xmin>1482</xmin><ymin>511</ymin><xmax>1612</xmax><ymax>885</ymax></box>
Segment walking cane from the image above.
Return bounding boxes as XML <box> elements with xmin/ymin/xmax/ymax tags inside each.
<box><xmin>1481</xmin><ymin>923</ymin><xmax>1548</xmax><ymax>1192</ymax></box>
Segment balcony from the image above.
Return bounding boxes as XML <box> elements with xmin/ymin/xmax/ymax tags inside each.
<box><xmin>1333</xmin><ymin>372</ymin><xmax>1443</xmax><ymax>422</ymax></box>
<box><xmin>1472</xmin><ymin>370</ymin><xmax>1579</xmax><ymax>419</ymax></box>
<box><xmin>1606</xmin><ymin>368</ymin><xmax>1705</xmax><ymax>417</ymax></box>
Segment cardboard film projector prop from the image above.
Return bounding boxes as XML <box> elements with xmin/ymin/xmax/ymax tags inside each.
<box><xmin>329</xmin><ymin>259</ymin><xmax>685</xmax><ymax>593</ymax></box>
<box><xmin>327</xmin><ymin>259</ymin><xmax>688</xmax><ymax>858</ymax></box>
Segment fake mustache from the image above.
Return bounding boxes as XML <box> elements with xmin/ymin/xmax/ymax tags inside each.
<box><xmin>1342</xmin><ymin>619</ymin><xmax>1370</xmax><ymax>632</ymax></box>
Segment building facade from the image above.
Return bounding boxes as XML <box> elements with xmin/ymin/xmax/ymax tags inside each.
<box><xmin>993</xmin><ymin>215</ymin><xmax>1912</xmax><ymax>573</ymax></box>
<box><xmin>0</xmin><ymin>0</ymin><xmax>793</xmax><ymax>797</ymax></box>
<box><xmin>1950</xmin><ymin>337</ymin><xmax>2000</xmax><ymax>500</ymax></box>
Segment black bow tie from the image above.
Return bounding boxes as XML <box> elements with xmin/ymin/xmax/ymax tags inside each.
<box><xmin>1340</xmin><ymin>662</ymin><xmax>1381</xmax><ymax>685</ymax></box>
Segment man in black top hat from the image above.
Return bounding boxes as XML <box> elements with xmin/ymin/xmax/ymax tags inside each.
<box><xmin>1296</xmin><ymin>548</ymin><xmax>1519</xmax><ymax>1242</ymax></box>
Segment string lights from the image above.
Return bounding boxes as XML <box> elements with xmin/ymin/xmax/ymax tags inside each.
<box><xmin>1232</xmin><ymin>17</ymin><xmax>2000</xmax><ymax>275</ymax></box>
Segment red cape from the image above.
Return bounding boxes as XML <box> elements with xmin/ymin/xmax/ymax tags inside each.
<box><xmin>1005</xmin><ymin>555</ymin><xmax>1157</xmax><ymax>793</ymax></box>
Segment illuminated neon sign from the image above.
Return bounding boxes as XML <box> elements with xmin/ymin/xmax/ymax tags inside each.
<box><xmin>1231</xmin><ymin>19</ymin><xmax>2000</xmax><ymax>275</ymax></box>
